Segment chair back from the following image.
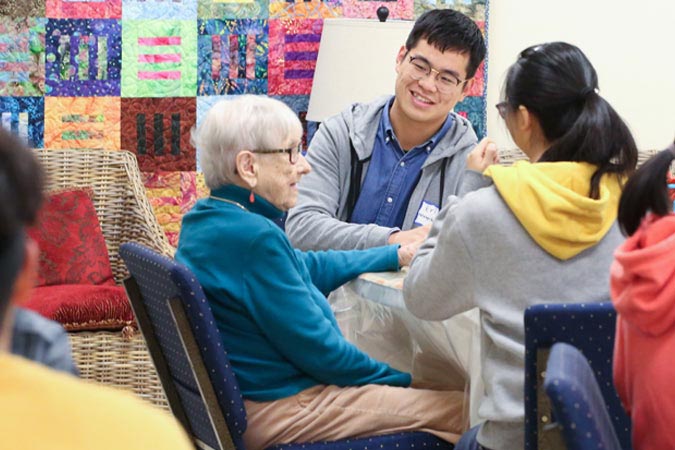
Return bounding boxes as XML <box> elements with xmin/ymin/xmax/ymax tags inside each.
<box><xmin>37</xmin><ymin>149</ymin><xmax>174</xmax><ymax>282</ymax></box>
<box><xmin>544</xmin><ymin>342</ymin><xmax>622</xmax><ymax>450</ymax></box>
<box><xmin>524</xmin><ymin>302</ymin><xmax>631</xmax><ymax>450</ymax></box>
<box><xmin>120</xmin><ymin>242</ymin><xmax>246</xmax><ymax>450</ymax></box>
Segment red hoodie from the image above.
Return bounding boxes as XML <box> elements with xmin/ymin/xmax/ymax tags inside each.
<box><xmin>611</xmin><ymin>213</ymin><xmax>675</xmax><ymax>450</ymax></box>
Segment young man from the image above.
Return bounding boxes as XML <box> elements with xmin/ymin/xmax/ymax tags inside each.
<box><xmin>0</xmin><ymin>129</ymin><xmax>193</xmax><ymax>450</ymax></box>
<box><xmin>286</xmin><ymin>9</ymin><xmax>495</xmax><ymax>251</ymax></box>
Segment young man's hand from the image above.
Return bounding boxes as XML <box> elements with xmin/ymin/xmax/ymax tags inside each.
<box><xmin>388</xmin><ymin>223</ymin><xmax>431</xmax><ymax>246</ymax></box>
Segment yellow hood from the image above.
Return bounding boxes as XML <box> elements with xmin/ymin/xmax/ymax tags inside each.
<box><xmin>484</xmin><ymin>161</ymin><xmax>622</xmax><ymax>260</ymax></box>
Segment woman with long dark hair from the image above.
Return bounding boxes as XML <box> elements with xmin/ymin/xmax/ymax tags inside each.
<box><xmin>403</xmin><ymin>42</ymin><xmax>638</xmax><ymax>450</ymax></box>
<box><xmin>611</xmin><ymin>141</ymin><xmax>675</xmax><ymax>450</ymax></box>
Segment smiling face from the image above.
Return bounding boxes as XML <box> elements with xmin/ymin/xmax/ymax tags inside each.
<box><xmin>391</xmin><ymin>38</ymin><xmax>472</xmax><ymax>133</ymax></box>
<box><xmin>253</xmin><ymin>132</ymin><xmax>311</xmax><ymax>212</ymax></box>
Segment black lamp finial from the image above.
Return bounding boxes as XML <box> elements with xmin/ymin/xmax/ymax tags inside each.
<box><xmin>376</xmin><ymin>6</ymin><xmax>389</xmax><ymax>22</ymax></box>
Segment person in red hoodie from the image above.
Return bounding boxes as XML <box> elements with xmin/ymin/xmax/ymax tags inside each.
<box><xmin>611</xmin><ymin>140</ymin><xmax>675</xmax><ymax>450</ymax></box>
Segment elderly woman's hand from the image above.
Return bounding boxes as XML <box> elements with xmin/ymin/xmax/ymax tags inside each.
<box><xmin>466</xmin><ymin>137</ymin><xmax>499</xmax><ymax>172</ymax></box>
<box><xmin>398</xmin><ymin>238</ymin><xmax>424</xmax><ymax>267</ymax></box>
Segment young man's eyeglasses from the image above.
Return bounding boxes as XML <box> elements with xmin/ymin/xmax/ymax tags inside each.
<box><xmin>252</xmin><ymin>144</ymin><xmax>303</xmax><ymax>164</ymax></box>
<box><xmin>407</xmin><ymin>56</ymin><xmax>468</xmax><ymax>94</ymax></box>
<box><xmin>495</xmin><ymin>102</ymin><xmax>509</xmax><ymax>119</ymax></box>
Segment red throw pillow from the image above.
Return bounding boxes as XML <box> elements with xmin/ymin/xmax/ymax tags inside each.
<box><xmin>27</xmin><ymin>188</ymin><xmax>115</xmax><ymax>287</ymax></box>
<box><xmin>24</xmin><ymin>285</ymin><xmax>133</xmax><ymax>331</ymax></box>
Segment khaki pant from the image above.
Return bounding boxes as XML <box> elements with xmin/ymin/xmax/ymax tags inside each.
<box><xmin>243</xmin><ymin>384</ymin><xmax>466</xmax><ymax>450</ymax></box>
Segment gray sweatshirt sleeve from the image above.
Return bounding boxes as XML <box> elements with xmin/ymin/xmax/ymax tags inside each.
<box><xmin>458</xmin><ymin>169</ymin><xmax>493</xmax><ymax>196</ymax></box>
<box><xmin>403</xmin><ymin>196</ymin><xmax>475</xmax><ymax>320</ymax></box>
<box><xmin>286</xmin><ymin>118</ymin><xmax>394</xmax><ymax>251</ymax></box>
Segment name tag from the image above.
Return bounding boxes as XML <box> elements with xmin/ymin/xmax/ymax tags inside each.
<box><xmin>413</xmin><ymin>201</ymin><xmax>439</xmax><ymax>227</ymax></box>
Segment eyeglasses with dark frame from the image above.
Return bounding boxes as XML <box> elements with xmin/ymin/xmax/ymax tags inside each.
<box><xmin>495</xmin><ymin>102</ymin><xmax>509</xmax><ymax>119</ymax></box>
<box><xmin>407</xmin><ymin>56</ymin><xmax>468</xmax><ymax>94</ymax></box>
<box><xmin>251</xmin><ymin>144</ymin><xmax>303</xmax><ymax>164</ymax></box>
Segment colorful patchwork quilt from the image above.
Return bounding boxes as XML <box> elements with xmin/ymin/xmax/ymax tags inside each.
<box><xmin>0</xmin><ymin>0</ymin><xmax>489</xmax><ymax>243</ymax></box>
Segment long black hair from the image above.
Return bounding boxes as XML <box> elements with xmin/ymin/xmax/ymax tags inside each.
<box><xmin>503</xmin><ymin>42</ymin><xmax>638</xmax><ymax>199</ymax></box>
<box><xmin>618</xmin><ymin>141</ymin><xmax>675</xmax><ymax>236</ymax></box>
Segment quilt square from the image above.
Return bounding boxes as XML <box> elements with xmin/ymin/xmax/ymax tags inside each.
<box><xmin>342</xmin><ymin>0</ymin><xmax>413</xmax><ymax>20</ymax></box>
<box><xmin>414</xmin><ymin>0</ymin><xmax>486</xmax><ymax>21</ymax></box>
<box><xmin>268</xmin><ymin>19</ymin><xmax>321</xmax><ymax>95</ymax></box>
<box><xmin>269</xmin><ymin>0</ymin><xmax>341</xmax><ymax>19</ymax></box>
<box><xmin>0</xmin><ymin>0</ymin><xmax>45</xmax><ymax>17</ymax></box>
<box><xmin>122</xmin><ymin>0</ymin><xmax>197</xmax><ymax>20</ymax></box>
<box><xmin>45</xmin><ymin>19</ymin><xmax>121</xmax><ymax>96</ymax></box>
<box><xmin>195</xmin><ymin>95</ymin><xmax>234</xmax><ymax>170</ymax></box>
<box><xmin>466</xmin><ymin>57</ymin><xmax>484</xmax><ymax>97</ymax></box>
<box><xmin>121</xmin><ymin>97</ymin><xmax>197</xmax><ymax>171</ymax></box>
<box><xmin>197</xmin><ymin>19</ymin><xmax>267</xmax><ymax>95</ymax></box>
<box><xmin>122</xmin><ymin>20</ymin><xmax>198</xmax><ymax>97</ymax></box>
<box><xmin>44</xmin><ymin>96</ymin><xmax>120</xmax><ymax>148</ymax></box>
<box><xmin>0</xmin><ymin>96</ymin><xmax>45</xmax><ymax>147</ymax></box>
<box><xmin>46</xmin><ymin>0</ymin><xmax>122</xmax><ymax>19</ymax></box>
<box><xmin>197</xmin><ymin>0</ymin><xmax>268</xmax><ymax>20</ymax></box>
<box><xmin>141</xmin><ymin>170</ymin><xmax>208</xmax><ymax>247</ymax></box>
<box><xmin>0</xmin><ymin>18</ymin><xmax>46</xmax><ymax>96</ymax></box>
<box><xmin>455</xmin><ymin>95</ymin><xmax>485</xmax><ymax>139</ymax></box>
<box><xmin>271</xmin><ymin>95</ymin><xmax>316</xmax><ymax>149</ymax></box>
<box><xmin>141</xmin><ymin>171</ymin><xmax>183</xmax><ymax>247</ymax></box>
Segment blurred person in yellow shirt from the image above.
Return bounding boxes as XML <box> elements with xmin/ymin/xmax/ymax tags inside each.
<box><xmin>0</xmin><ymin>128</ymin><xmax>194</xmax><ymax>450</ymax></box>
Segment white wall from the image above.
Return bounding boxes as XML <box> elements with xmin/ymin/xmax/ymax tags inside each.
<box><xmin>486</xmin><ymin>0</ymin><xmax>675</xmax><ymax>150</ymax></box>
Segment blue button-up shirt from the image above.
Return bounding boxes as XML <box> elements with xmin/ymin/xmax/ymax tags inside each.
<box><xmin>350</xmin><ymin>98</ymin><xmax>453</xmax><ymax>229</ymax></box>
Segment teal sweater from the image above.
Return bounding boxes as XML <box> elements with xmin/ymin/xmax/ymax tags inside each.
<box><xmin>175</xmin><ymin>184</ymin><xmax>411</xmax><ymax>401</ymax></box>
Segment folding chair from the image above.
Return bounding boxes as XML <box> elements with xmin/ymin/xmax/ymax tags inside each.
<box><xmin>524</xmin><ymin>302</ymin><xmax>631</xmax><ymax>450</ymax></box>
<box><xmin>119</xmin><ymin>242</ymin><xmax>454</xmax><ymax>450</ymax></box>
<box><xmin>544</xmin><ymin>342</ymin><xmax>622</xmax><ymax>450</ymax></box>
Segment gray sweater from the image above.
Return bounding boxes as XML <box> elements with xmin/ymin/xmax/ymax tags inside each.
<box><xmin>403</xmin><ymin>169</ymin><xmax>624</xmax><ymax>450</ymax></box>
<box><xmin>286</xmin><ymin>95</ymin><xmax>478</xmax><ymax>251</ymax></box>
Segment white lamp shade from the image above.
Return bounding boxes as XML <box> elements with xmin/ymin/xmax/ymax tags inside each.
<box><xmin>306</xmin><ymin>18</ymin><xmax>414</xmax><ymax>122</ymax></box>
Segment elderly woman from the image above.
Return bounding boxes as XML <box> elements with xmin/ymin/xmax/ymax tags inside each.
<box><xmin>175</xmin><ymin>95</ymin><xmax>465</xmax><ymax>450</ymax></box>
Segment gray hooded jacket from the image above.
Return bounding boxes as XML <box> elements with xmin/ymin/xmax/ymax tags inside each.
<box><xmin>286</xmin><ymin>95</ymin><xmax>479</xmax><ymax>251</ymax></box>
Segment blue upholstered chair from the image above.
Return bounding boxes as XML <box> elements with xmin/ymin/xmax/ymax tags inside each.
<box><xmin>543</xmin><ymin>342</ymin><xmax>622</xmax><ymax>450</ymax></box>
<box><xmin>524</xmin><ymin>302</ymin><xmax>631</xmax><ymax>450</ymax></box>
<box><xmin>119</xmin><ymin>242</ymin><xmax>454</xmax><ymax>450</ymax></box>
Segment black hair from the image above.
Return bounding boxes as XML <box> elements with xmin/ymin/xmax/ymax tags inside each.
<box><xmin>405</xmin><ymin>9</ymin><xmax>486</xmax><ymax>79</ymax></box>
<box><xmin>0</xmin><ymin>128</ymin><xmax>44</xmax><ymax>319</ymax></box>
<box><xmin>618</xmin><ymin>141</ymin><xmax>675</xmax><ymax>236</ymax></box>
<box><xmin>503</xmin><ymin>42</ymin><xmax>638</xmax><ymax>199</ymax></box>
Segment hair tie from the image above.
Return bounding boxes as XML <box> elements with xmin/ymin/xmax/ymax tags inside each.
<box><xmin>579</xmin><ymin>86</ymin><xmax>598</xmax><ymax>100</ymax></box>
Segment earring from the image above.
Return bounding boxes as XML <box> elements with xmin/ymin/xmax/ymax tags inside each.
<box><xmin>249</xmin><ymin>191</ymin><xmax>255</xmax><ymax>203</ymax></box>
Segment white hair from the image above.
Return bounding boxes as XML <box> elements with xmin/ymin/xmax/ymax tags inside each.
<box><xmin>192</xmin><ymin>95</ymin><xmax>303</xmax><ymax>189</ymax></box>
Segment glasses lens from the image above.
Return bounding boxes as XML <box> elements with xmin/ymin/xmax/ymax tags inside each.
<box><xmin>436</xmin><ymin>76</ymin><xmax>461</xmax><ymax>94</ymax></box>
<box><xmin>496</xmin><ymin>102</ymin><xmax>508</xmax><ymax>119</ymax></box>
<box><xmin>409</xmin><ymin>57</ymin><xmax>429</xmax><ymax>79</ymax></box>
<box><xmin>289</xmin><ymin>145</ymin><xmax>301</xmax><ymax>164</ymax></box>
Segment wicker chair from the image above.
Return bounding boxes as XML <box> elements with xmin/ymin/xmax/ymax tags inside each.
<box><xmin>36</xmin><ymin>149</ymin><xmax>172</xmax><ymax>409</ymax></box>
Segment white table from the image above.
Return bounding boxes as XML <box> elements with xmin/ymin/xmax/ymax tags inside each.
<box><xmin>333</xmin><ymin>269</ymin><xmax>484</xmax><ymax>427</ymax></box>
